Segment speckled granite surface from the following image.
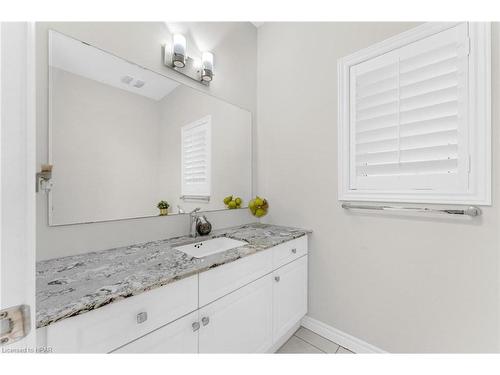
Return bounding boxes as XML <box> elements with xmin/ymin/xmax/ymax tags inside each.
<box><xmin>36</xmin><ymin>223</ymin><xmax>310</xmax><ymax>329</ymax></box>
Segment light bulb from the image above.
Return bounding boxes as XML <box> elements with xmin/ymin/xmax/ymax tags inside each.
<box><xmin>172</xmin><ymin>34</ymin><xmax>186</xmax><ymax>68</ymax></box>
<box><xmin>201</xmin><ymin>51</ymin><xmax>214</xmax><ymax>82</ymax></box>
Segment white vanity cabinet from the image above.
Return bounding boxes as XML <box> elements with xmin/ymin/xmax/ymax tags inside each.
<box><xmin>40</xmin><ymin>236</ymin><xmax>308</xmax><ymax>353</ymax></box>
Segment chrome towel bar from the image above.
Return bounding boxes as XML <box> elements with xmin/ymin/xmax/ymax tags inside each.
<box><xmin>341</xmin><ymin>202</ymin><xmax>481</xmax><ymax>217</ymax></box>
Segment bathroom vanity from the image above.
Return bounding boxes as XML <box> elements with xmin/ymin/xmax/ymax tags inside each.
<box><xmin>35</xmin><ymin>30</ymin><xmax>309</xmax><ymax>354</ymax></box>
<box><xmin>36</xmin><ymin>223</ymin><xmax>310</xmax><ymax>353</ymax></box>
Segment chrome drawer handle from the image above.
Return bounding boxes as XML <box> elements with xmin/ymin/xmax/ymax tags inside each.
<box><xmin>201</xmin><ymin>316</ymin><xmax>210</xmax><ymax>326</ymax></box>
<box><xmin>136</xmin><ymin>312</ymin><xmax>148</xmax><ymax>324</ymax></box>
<box><xmin>275</xmin><ymin>276</ymin><xmax>280</xmax><ymax>282</ymax></box>
<box><xmin>192</xmin><ymin>322</ymin><xmax>200</xmax><ymax>332</ymax></box>
<box><xmin>291</xmin><ymin>248</ymin><xmax>297</xmax><ymax>254</ymax></box>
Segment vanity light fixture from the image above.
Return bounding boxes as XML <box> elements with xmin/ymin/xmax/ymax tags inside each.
<box><xmin>163</xmin><ymin>33</ymin><xmax>215</xmax><ymax>85</ymax></box>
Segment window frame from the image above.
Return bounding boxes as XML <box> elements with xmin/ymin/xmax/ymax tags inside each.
<box><xmin>338</xmin><ymin>22</ymin><xmax>491</xmax><ymax>205</ymax></box>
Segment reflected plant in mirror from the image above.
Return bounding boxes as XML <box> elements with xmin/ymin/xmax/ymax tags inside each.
<box><xmin>157</xmin><ymin>200</ymin><xmax>170</xmax><ymax>216</ymax></box>
<box><xmin>48</xmin><ymin>30</ymin><xmax>252</xmax><ymax>226</ymax></box>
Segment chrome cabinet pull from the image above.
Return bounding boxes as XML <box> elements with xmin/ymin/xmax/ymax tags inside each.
<box><xmin>274</xmin><ymin>276</ymin><xmax>280</xmax><ymax>282</ymax></box>
<box><xmin>192</xmin><ymin>322</ymin><xmax>200</xmax><ymax>332</ymax></box>
<box><xmin>201</xmin><ymin>316</ymin><xmax>210</xmax><ymax>326</ymax></box>
<box><xmin>291</xmin><ymin>248</ymin><xmax>297</xmax><ymax>254</ymax></box>
<box><xmin>136</xmin><ymin>312</ymin><xmax>148</xmax><ymax>324</ymax></box>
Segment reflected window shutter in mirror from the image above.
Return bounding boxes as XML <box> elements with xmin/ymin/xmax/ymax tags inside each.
<box><xmin>181</xmin><ymin>116</ymin><xmax>212</xmax><ymax>197</ymax></box>
<box><xmin>350</xmin><ymin>23</ymin><xmax>469</xmax><ymax>192</ymax></box>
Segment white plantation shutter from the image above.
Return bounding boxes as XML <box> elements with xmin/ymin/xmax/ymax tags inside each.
<box><xmin>181</xmin><ymin>116</ymin><xmax>211</xmax><ymax>197</ymax></box>
<box><xmin>349</xmin><ymin>23</ymin><xmax>469</xmax><ymax>192</ymax></box>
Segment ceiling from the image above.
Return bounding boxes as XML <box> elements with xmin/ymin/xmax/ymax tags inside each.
<box><xmin>49</xmin><ymin>31</ymin><xmax>179</xmax><ymax>101</ymax></box>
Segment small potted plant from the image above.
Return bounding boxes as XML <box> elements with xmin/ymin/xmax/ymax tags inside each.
<box><xmin>157</xmin><ymin>200</ymin><xmax>170</xmax><ymax>216</ymax></box>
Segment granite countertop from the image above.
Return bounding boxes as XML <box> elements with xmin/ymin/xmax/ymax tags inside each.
<box><xmin>36</xmin><ymin>223</ymin><xmax>311</xmax><ymax>329</ymax></box>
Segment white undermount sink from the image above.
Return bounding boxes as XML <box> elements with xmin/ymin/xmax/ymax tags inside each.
<box><xmin>175</xmin><ymin>237</ymin><xmax>247</xmax><ymax>258</ymax></box>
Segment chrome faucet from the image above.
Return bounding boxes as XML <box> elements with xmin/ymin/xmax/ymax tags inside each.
<box><xmin>189</xmin><ymin>207</ymin><xmax>201</xmax><ymax>237</ymax></box>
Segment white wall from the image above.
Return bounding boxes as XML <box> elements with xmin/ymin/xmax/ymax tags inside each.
<box><xmin>37</xmin><ymin>22</ymin><xmax>257</xmax><ymax>260</ymax></box>
<box><xmin>51</xmin><ymin>68</ymin><xmax>163</xmax><ymax>224</ymax></box>
<box><xmin>159</xmin><ymin>85</ymin><xmax>252</xmax><ymax>213</ymax></box>
<box><xmin>257</xmin><ymin>22</ymin><xmax>500</xmax><ymax>352</ymax></box>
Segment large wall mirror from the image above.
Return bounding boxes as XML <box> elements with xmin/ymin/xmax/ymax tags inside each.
<box><xmin>48</xmin><ymin>30</ymin><xmax>252</xmax><ymax>226</ymax></box>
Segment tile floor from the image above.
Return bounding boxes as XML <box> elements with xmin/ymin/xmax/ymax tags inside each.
<box><xmin>277</xmin><ymin>327</ymin><xmax>355</xmax><ymax>354</ymax></box>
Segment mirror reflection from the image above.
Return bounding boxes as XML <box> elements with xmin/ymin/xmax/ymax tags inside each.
<box><xmin>48</xmin><ymin>31</ymin><xmax>252</xmax><ymax>225</ymax></box>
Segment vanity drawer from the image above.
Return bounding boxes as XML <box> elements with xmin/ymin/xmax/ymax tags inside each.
<box><xmin>46</xmin><ymin>275</ymin><xmax>198</xmax><ymax>353</ymax></box>
<box><xmin>199</xmin><ymin>249</ymin><xmax>273</xmax><ymax>306</ymax></box>
<box><xmin>272</xmin><ymin>236</ymin><xmax>308</xmax><ymax>269</ymax></box>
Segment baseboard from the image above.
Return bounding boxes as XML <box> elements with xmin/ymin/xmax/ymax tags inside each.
<box><xmin>301</xmin><ymin>316</ymin><xmax>386</xmax><ymax>353</ymax></box>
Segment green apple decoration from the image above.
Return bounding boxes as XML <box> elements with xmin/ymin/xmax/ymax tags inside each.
<box><xmin>249</xmin><ymin>196</ymin><xmax>268</xmax><ymax>217</ymax></box>
<box><xmin>223</xmin><ymin>195</ymin><xmax>243</xmax><ymax>209</ymax></box>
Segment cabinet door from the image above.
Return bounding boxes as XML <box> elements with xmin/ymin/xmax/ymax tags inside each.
<box><xmin>273</xmin><ymin>256</ymin><xmax>308</xmax><ymax>341</ymax></box>
<box><xmin>112</xmin><ymin>311</ymin><xmax>199</xmax><ymax>353</ymax></box>
<box><xmin>198</xmin><ymin>274</ymin><xmax>273</xmax><ymax>353</ymax></box>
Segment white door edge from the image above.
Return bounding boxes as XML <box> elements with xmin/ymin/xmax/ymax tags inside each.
<box><xmin>0</xmin><ymin>21</ymin><xmax>36</xmax><ymax>352</ymax></box>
